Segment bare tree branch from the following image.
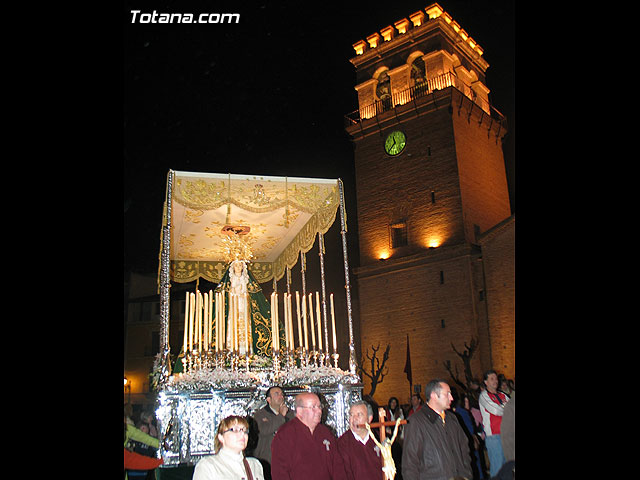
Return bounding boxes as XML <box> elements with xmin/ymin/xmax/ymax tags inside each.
<box><xmin>443</xmin><ymin>337</ymin><xmax>479</xmax><ymax>394</ymax></box>
<box><xmin>357</xmin><ymin>343</ymin><xmax>391</xmax><ymax>396</ymax></box>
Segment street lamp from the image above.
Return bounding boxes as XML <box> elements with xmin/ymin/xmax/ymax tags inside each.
<box><xmin>124</xmin><ymin>376</ymin><xmax>131</xmax><ymax>403</ymax></box>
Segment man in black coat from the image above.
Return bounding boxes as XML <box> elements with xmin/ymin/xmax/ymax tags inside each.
<box><xmin>252</xmin><ymin>386</ymin><xmax>294</xmax><ymax>479</ymax></box>
<box><xmin>402</xmin><ymin>379</ymin><xmax>472</xmax><ymax>480</ymax></box>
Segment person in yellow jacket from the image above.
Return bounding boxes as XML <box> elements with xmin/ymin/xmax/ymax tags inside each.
<box><xmin>124</xmin><ymin>417</ymin><xmax>162</xmax><ymax>480</ymax></box>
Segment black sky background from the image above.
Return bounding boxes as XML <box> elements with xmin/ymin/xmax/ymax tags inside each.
<box><xmin>124</xmin><ymin>0</ymin><xmax>515</xmax><ymax>276</ymax></box>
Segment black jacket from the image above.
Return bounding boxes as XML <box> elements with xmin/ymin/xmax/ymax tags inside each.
<box><xmin>401</xmin><ymin>405</ymin><xmax>472</xmax><ymax>480</ymax></box>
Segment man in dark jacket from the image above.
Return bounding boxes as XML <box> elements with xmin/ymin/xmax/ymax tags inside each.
<box><xmin>402</xmin><ymin>379</ymin><xmax>472</xmax><ymax>480</ymax></box>
<box><xmin>252</xmin><ymin>386</ymin><xmax>294</xmax><ymax>479</ymax></box>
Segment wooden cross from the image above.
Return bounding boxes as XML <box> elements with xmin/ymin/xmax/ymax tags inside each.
<box><xmin>365</xmin><ymin>408</ymin><xmax>408</xmax><ymax>480</ymax></box>
<box><xmin>368</xmin><ymin>407</ymin><xmax>407</xmax><ymax>442</ymax></box>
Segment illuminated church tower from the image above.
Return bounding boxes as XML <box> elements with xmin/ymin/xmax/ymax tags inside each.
<box><xmin>345</xmin><ymin>4</ymin><xmax>514</xmax><ymax>401</ymax></box>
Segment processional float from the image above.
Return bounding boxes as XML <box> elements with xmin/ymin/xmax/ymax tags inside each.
<box><xmin>153</xmin><ymin>171</ymin><xmax>362</xmax><ymax>468</ymax></box>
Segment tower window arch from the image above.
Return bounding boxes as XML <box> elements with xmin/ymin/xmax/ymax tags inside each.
<box><xmin>375</xmin><ymin>71</ymin><xmax>392</xmax><ymax>112</ymax></box>
<box><xmin>408</xmin><ymin>51</ymin><xmax>427</xmax><ymax>99</ymax></box>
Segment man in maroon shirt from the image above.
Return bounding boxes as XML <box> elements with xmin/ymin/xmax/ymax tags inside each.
<box><xmin>337</xmin><ymin>400</ymin><xmax>383</xmax><ymax>480</ymax></box>
<box><xmin>271</xmin><ymin>392</ymin><xmax>347</xmax><ymax>480</ymax></box>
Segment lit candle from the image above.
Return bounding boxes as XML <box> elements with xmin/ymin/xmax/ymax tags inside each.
<box><xmin>308</xmin><ymin>293</ymin><xmax>316</xmax><ymax>350</ymax></box>
<box><xmin>220</xmin><ymin>291</ymin><xmax>226</xmax><ymax>351</ymax></box>
<box><xmin>207</xmin><ymin>292</ymin><xmax>212</xmax><ymax>351</ymax></box>
<box><xmin>245</xmin><ymin>294</ymin><xmax>250</xmax><ymax>354</ymax></box>
<box><xmin>189</xmin><ymin>292</ymin><xmax>195</xmax><ymax>352</ymax></box>
<box><xmin>302</xmin><ymin>293</ymin><xmax>308</xmax><ymax>350</ymax></box>
<box><xmin>284</xmin><ymin>293</ymin><xmax>290</xmax><ymax>349</ymax></box>
<box><xmin>183</xmin><ymin>291</ymin><xmax>189</xmax><ymax>354</ymax></box>
<box><xmin>223</xmin><ymin>292</ymin><xmax>227</xmax><ymax>350</ymax></box>
<box><xmin>296</xmin><ymin>291</ymin><xmax>303</xmax><ymax>349</ymax></box>
<box><xmin>215</xmin><ymin>292</ymin><xmax>219</xmax><ymax>351</ymax></box>
<box><xmin>273</xmin><ymin>293</ymin><xmax>280</xmax><ymax>351</ymax></box>
<box><xmin>278</xmin><ymin>292</ymin><xmax>287</xmax><ymax>346</ymax></box>
<box><xmin>234</xmin><ymin>295</ymin><xmax>239</xmax><ymax>352</ymax></box>
<box><xmin>208</xmin><ymin>292</ymin><xmax>212</xmax><ymax>350</ymax></box>
<box><xmin>330</xmin><ymin>293</ymin><xmax>337</xmax><ymax>352</ymax></box>
<box><xmin>218</xmin><ymin>291</ymin><xmax>224</xmax><ymax>351</ymax></box>
<box><xmin>203</xmin><ymin>292</ymin><xmax>209</xmax><ymax>351</ymax></box>
<box><xmin>316</xmin><ymin>291</ymin><xmax>322</xmax><ymax>351</ymax></box>
<box><xmin>228</xmin><ymin>291</ymin><xmax>233</xmax><ymax>352</ymax></box>
<box><xmin>197</xmin><ymin>291</ymin><xmax>202</xmax><ymax>352</ymax></box>
<box><xmin>288</xmin><ymin>294</ymin><xmax>294</xmax><ymax>351</ymax></box>
<box><xmin>209</xmin><ymin>291</ymin><xmax>214</xmax><ymax>348</ymax></box>
<box><xmin>214</xmin><ymin>292</ymin><xmax>219</xmax><ymax>351</ymax></box>
<box><xmin>229</xmin><ymin>292</ymin><xmax>234</xmax><ymax>352</ymax></box>
<box><xmin>271</xmin><ymin>292</ymin><xmax>275</xmax><ymax>351</ymax></box>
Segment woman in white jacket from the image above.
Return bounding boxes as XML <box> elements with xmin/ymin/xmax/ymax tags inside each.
<box><xmin>193</xmin><ymin>415</ymin><xmax>264</xmax><ymax>480</ymax></box>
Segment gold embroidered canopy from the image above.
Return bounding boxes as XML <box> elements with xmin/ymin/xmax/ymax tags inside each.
<box><xmin>166</xmin><ymin>171</ymin><xmax>340</xmax><ymax>284</ymax></box>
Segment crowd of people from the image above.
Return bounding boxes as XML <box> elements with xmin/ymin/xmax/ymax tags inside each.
<box><xmin>124</xmin><ymin>370</ymin><xmax>515</xmax><ymax>480</ymax></box>
<box><xmin>124</xmin><ymin>404</ymin><xmax>163</xmax><ymax>480</ymax></box>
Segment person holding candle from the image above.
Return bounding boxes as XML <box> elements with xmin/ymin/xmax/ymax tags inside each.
<box><xmin>192</xmin><ymin>415</ymin><xmax>264</xmax><ymax>480</ymax></box>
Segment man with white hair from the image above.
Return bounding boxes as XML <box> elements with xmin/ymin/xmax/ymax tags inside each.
<box><xmin>337</xmin><ymin>400</ymin><xmax>384</xmax><ymax>479</ymax></box>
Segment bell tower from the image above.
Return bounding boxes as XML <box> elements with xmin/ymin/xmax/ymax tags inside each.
<box><xmin>346</xmin><ymin>4</ymin><xmax>513</xmax><ymax>400</ymax></box>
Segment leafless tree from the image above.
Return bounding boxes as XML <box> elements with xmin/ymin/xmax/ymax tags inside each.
<box><xmin>358</xmin><ymin>343</ymin><xmax>390</xmax><ymax>397</ymax></box>
<box><xmin>443</xmin><ymin>337</ymin><xmax>479</xmax><ymax>393</ymax></box>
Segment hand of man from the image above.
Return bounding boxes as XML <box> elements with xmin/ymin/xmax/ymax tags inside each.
<box><xmin>279</xmin><ymin>403</ymin><xmax>288</xmax><ymax>416</ymax></box>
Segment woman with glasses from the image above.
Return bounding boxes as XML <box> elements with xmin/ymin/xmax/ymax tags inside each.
<box><xmin>193</xmin><ymin>415</ymin><xmax>264</xmax><ymax>480</ymax></box>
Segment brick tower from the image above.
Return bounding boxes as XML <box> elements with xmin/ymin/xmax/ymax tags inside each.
<box><xmin>345</xmin><ymin>3</ymin><xmax>513</xmax><ymax>403</ymax></box>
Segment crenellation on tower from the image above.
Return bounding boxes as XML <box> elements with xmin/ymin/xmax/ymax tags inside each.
<box><xmin>351</xmin><ymin>3</ymin><xmax>486</xmax><ymax>61</ymax></box>
<box><xmin>348</xmin><ymin>3</ymin><xmax>493</xmax><ymax>124</ymax></box>
<box><xmin>365</xmin><ymin>32</ymin><xmax>381</xmax><ymax>49</ymax></box>
<box><xmin>380</xmin><ymin>25</ymin><xmax>395</xmax><ymax>42</ymax></box>
<box><xmin>394</xmin><ymin>18</ymin><xmax>410</xmax><ymax>34</ymax></box>
<box><xmin>409</xmin><ymin>11</ymin><xmax>425</xmax><ymax>28</ymax></box>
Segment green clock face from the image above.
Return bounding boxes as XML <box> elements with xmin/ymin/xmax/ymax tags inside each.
<box><xmin>384</xmin><ymin>130</ymin><xmax>406</xmax><ymax>156</ymax></box>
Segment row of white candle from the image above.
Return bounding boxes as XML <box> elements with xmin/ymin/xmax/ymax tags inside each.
<box><xmin>182</xmin><ymin>290</ymin><xmax>250</xmax><ymax>354</ymax></box>
<box><xmin>272</xmin><ymin>291</ymin><xmax>338</xmax><ymax>355</ymax></box>
<box><xmin>183</xmin><ymin>289</ymin><xmax>338</xmax><ymax>356</ymax></box>
<box><xmin>182</xmin><ymin>290</ymin><xmax>214</xmax><ymax>354</ymax></box>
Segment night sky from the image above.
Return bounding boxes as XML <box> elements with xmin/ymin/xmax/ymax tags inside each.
<box><xmin>124</xmin><ymin>0</ymin><xmax>515</xmax><ymax>276</ymax></box>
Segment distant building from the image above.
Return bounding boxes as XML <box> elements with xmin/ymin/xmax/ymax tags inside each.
<box><xmin>124</xmin><ymin>272</ymin><xmax>188</xmax><ymax>407</ymax></box>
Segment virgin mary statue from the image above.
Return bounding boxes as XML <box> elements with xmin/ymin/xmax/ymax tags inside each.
<box><xmin>215</xmin><ymin>259</ymin><xmax>285</xmax><ymax>357</ymax></box>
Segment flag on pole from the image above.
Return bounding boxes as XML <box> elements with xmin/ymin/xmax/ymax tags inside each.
<box><xmin>403</xmin><ymin>334</ymin><xmax>412</xmax><ymax>386</ymax></box>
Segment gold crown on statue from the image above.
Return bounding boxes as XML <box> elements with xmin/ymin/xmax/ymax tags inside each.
<box><xmin>220</xmin><ymin>225</ymin><xmax>253</xmax><ymax>263</ymax></box>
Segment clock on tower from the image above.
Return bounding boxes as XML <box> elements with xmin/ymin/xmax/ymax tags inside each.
<box><xmin>384</xmin><ymin>130</ymin><xmax>406</xmax><ymax>156</ymax></box>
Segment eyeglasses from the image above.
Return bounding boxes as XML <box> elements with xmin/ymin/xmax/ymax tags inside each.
<box><xmin>223</xmin><ymin>427</ymin><xmax>249</xmax><ymax>435</ymax></box>
<box><xmin>298</xmin><ymin>404</ymin><xmax>322</xmax><ymax>410</ymax></box>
